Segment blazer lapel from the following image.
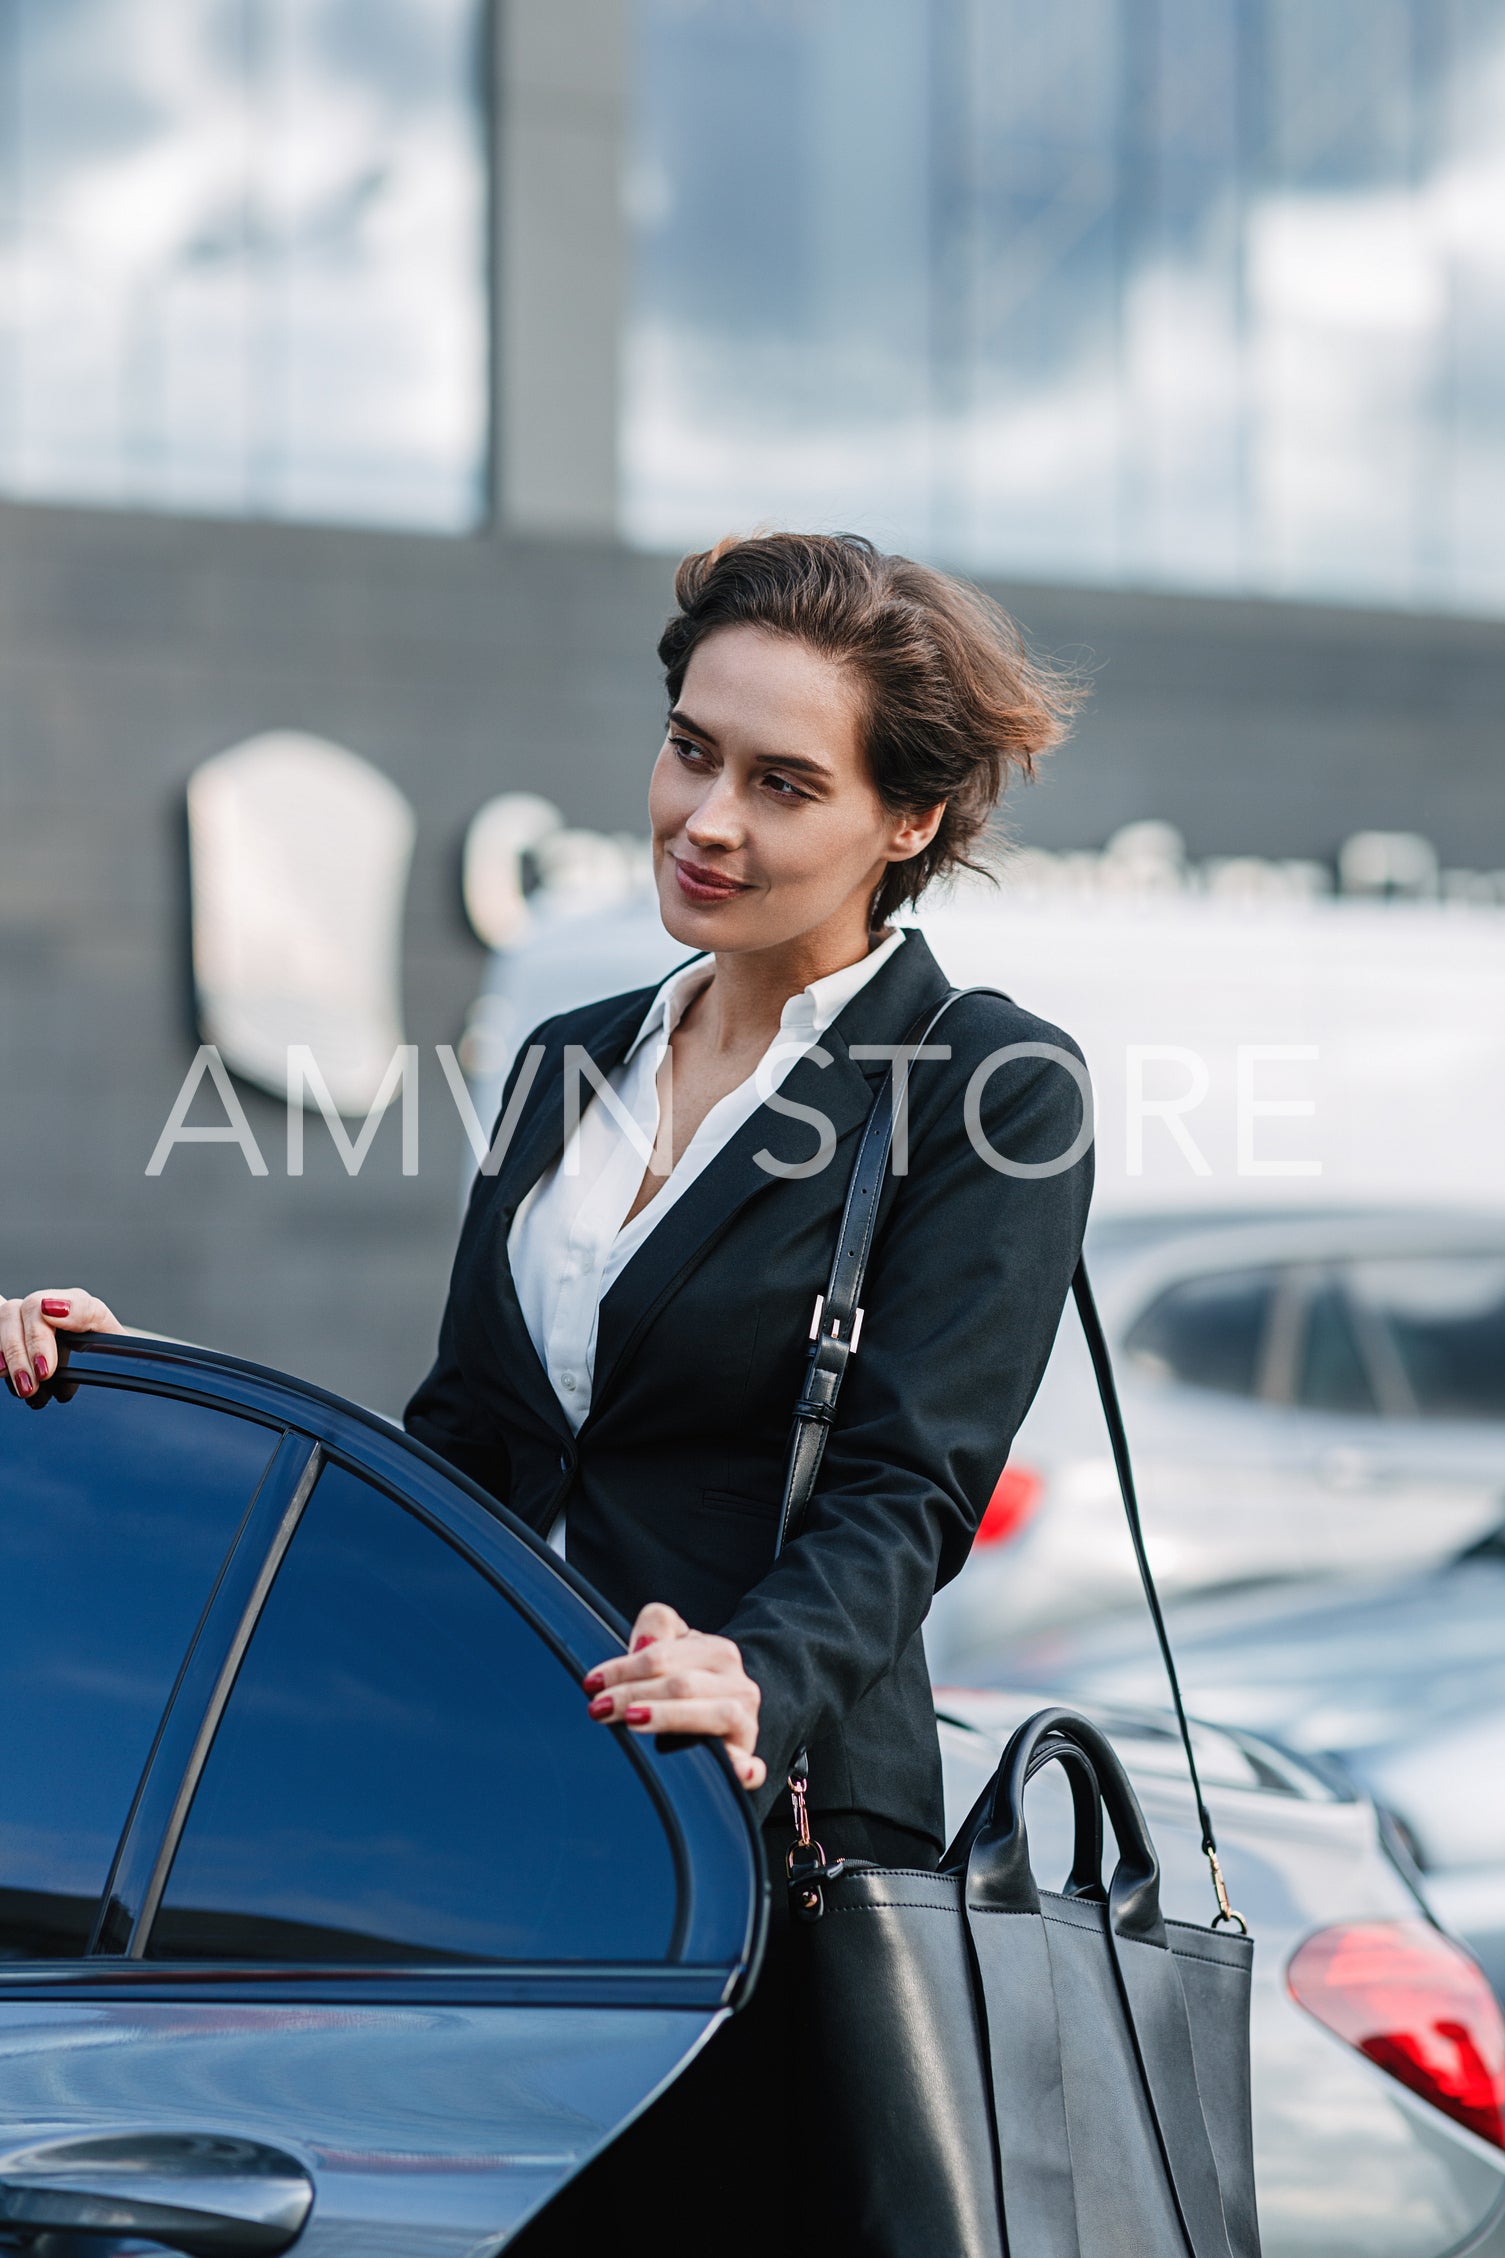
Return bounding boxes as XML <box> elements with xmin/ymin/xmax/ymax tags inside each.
<box><xmin>585</xmin><ymin>930</ymin><xmax>953</xmax><ymax>1424</ymax></box>
<box><xmin>463</xmin><ymin>986</ymin><xmax>657</xmax><ymax>1444</ymax></box>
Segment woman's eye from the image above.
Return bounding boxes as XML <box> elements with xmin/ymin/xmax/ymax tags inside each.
<box><xmin>670</xmin><ymin>735</ymin><xmax>712</xmax><ymax>766</ymax></box>
<box><xmin>762</xmin><ymin>771</ymin><xmax>812</xmax><ymax>801</ymax></box>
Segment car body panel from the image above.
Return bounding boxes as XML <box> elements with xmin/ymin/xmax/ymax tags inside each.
<box><xmin>0</xmin><ymin>2005</ymin><xmax>719</xmax><ymax>2255</ymax></box>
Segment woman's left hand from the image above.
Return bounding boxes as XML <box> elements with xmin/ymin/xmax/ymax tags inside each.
<box><xmin>583</xmin><ymin>1602</ymin><xmax>767</xmax><ymax>1792</ymax></box>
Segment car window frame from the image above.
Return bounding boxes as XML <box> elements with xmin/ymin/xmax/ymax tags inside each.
<box><xmin>0</xmin><ymin>1336</ymin><xmax>763</xmax><ymax>2015</ymax></box>
<box><xmin>1339</xmin><ymin>1252</ymin><xmax>1505</xmax><ymax>1423</ymax></box>
<box><xmin>1123</xmin><ymin>1261</ymin><xmax>1286</xmax><ymax>1405</ymax></box>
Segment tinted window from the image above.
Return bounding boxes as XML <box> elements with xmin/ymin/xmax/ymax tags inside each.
<box><xmin>150</xmin><ymin>1466</ymin><xmax>678</xmax><ymax>1965</ymax></box>
<box><xmin>1124</xmin><ymin>1269</ymin><xmax>1275</xmax><ymax>1398</ymax></box>
<box><xmin>1349</xmin><ymin>1258</ymin><xmax>1505</xmax><ymax>1420</ymax></box>
<box><xmin>0</xmin><ymin>1381</ymin><xmax>277</xmax><ymax>1959</ymax></box>
<box><xmin>1297</xmin><ymin>1283</ymin><xmax>1376</xmax><ymax>1415</ymax></box>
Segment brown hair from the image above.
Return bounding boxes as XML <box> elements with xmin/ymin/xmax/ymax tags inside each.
<box><xmin>657</xmin><ymin>532</ymin><xmax>1084</xmax><ymax>924</ymax></box>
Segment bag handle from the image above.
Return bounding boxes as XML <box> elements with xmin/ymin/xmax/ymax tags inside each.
<box><xmin>778</xmin><ymin>983</ymin><xmax>1245</xmax><ymax>1933</ymax></box>
<box><xmin>945</xmin><ymin>1728</ymin><xmax>1106</xmax><ymax>1899</ymax></box>
<box><xmin>967</xmin><ymin>1706</ymin><xmax>1163</xmax><ymax>1937</ymax></box>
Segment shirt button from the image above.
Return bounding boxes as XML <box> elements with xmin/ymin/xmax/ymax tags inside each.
<box><xmin>561</xmin><ymin>1373</ymin><xmax>576</xmax><ymax>1392</ymax></box>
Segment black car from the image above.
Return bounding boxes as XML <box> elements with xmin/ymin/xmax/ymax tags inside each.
<box><xmin>0</xmin><ymin>1332</ymin><xmax>762</xmax><ymax>2254</ymax></box>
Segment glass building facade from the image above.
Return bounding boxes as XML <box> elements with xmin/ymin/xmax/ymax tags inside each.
<box><xmin>4</xmin><ymin>0</ymin><xmax>1505</xmax><ymax>613</ymax></box>
<box><xmin>0</xmin><ymin>0</ymin><xmax>486</xmax><ymax>530</ymax></box>
<box><xmin>625</xmin><ymin>0</ymin><xmax>1505</xmax><ymax>613</ymax></box>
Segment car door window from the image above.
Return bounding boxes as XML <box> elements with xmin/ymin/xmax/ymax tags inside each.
<box><xmin>1347</xmin><ymin>1257</ymin><xmax>1505</xmax><ymax>1420</ymax></box>
<box><xmin>147</xmin><ymin>1463</ymin><xmax>678</xmax><ymax>1966</ymax></box>
<box><xmin>1123</xmin><ymin>1268</ymin><xmax>1277</xmax><ymax>1398</ymax></box>
<box><xmin>1296</xmin><ymin>1280</ymin><xmax>1377</xmax><ymax>1415</ymax></box>
<box><xmin>0</xmin><ymin>1382</ymin><xmax>278</xmax><ymax>1960</ymax></box>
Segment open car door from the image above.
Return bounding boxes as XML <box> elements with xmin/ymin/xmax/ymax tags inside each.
<box><xmin>0</xmin><ymin>1335</ymin><xmax>763</xmax><ymax>2255</ymax></box>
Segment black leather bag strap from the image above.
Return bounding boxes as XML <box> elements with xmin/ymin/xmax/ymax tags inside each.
<box><xmin>776</xmin><ymin>980</ymin><xmax>1244</xmax><ymax>1929</ymax></box>
<box><xmin>774</xmin><ymin>987</ymin><xmax>962</xmax><ymax>1555</ymax></box>
<box><xmin>1070</xmin><ymin>1265</ymin><xmax>1244</xmax><ymax>1927</ymax></box>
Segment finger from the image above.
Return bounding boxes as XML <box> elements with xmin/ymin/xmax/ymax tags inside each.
<box><xmin>0</xmin><ymin>1303</ymin><xmax>26</xmax><ymax>1391</ymax></box>
<box><xmin>584</xmin><ymin>1603</ymin><xmax>693</xmax><ymax>1693</ymax></box>
<box><xmin>619</xmin><ymin>1695</ymin><xmax>758</xmax><ymax>1745</ymax></box>
<box><xmin>587</xmin><ymin>1632</ymin><xmax>723</xmax><ymax>1692</ymax></box>
<box><xmin>627</xmin><ymin>1601</ymin><xmax>689</xmax><ymax>1653</ymax></box>
<box><xmin>592</xmin><ymin>1666</ymin><xmax>732</xmax><ymax>1712</ymax></box>
<box><xmin>30</xmin><ymin>1291</ymin><xmax>122</xmax><ymax>1336</ymax></box>
<box><xmin>0</xmin><ymin>1302</ymin><xmax>38</xmax><ymax>1394</ymax></box>
<box><xmin>21</xmin><ymin>1302</ymin><xmax>59</xmax><ymax>1386</ymax></box>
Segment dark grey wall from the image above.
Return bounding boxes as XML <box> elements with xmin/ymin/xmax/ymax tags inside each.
<box><xmin>4</xmin><ymin>494</ymin><xmax>1504</xmax><ymax>1412</ymax></box>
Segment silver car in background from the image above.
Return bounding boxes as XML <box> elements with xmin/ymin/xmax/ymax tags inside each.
<box><xmin>928</xmin><ymin>1208</ymin><xmax>1505</xmax><ymax>1670</ymax></box>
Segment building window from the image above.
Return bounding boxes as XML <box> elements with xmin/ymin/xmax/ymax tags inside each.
<box><xmin>0</xmin><ymin>0</ymin><xmax>487</xmax><ymax>531</ymax></box>
<box><xmin>624</xmin><ymin>0</ymin><xmax>1505</xmax><ymax>616</ymax></box>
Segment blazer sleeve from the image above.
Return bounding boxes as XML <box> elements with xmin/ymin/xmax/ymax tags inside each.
<box><xmin>720</xmin><ymin>996</ymin><xmax>1094</xmax><ymax>1814</ymax></box>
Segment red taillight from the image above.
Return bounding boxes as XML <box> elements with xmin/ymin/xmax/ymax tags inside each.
<box><xmin>1288</xmin><ymin>1920</ymin><xmax>1505</xmax><ymax>2149</ymax></box>
<box><xmin>975</xmin><ymin>1463</ymin><xmax>1043</xmax><ymax>1549</ymax></box>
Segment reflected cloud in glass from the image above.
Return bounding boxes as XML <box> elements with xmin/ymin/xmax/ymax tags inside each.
<box><xmin>623</xmin><ymin>0</ymin><xmax>1505</xmax><ymax>615</ymax></box>
<box><xmin>0</xmin><ymin>0</ymin><xmax>486</xmax><ymax>529</ymax></box>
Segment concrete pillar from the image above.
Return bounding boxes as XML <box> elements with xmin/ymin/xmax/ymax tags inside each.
<box><xmin>490</xmin><ymin>0</ymin><xmax>628</xmax><ymax>537</ymax></box>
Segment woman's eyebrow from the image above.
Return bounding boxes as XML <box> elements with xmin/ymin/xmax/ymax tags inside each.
<box><xmin>753</xmin><ymin>749</ymin><xmax>833</xmax><ymax>781</ymax></box>
<box><xmin>668</xmin><ymin>709</ymin><xmax>834</xmax><ymax>783</ymax></box>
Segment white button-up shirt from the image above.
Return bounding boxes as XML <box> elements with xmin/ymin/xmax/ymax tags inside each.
<box><xmin>507</xmin><ymin>930</ymin><xmax>906</xmax><ymax>1552</ymax></box>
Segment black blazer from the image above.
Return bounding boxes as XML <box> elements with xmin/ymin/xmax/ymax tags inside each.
<box><xmin>404</xmin><ymin>931</ymin><xmax>1092</xmax><ymax>1845</ymax></box>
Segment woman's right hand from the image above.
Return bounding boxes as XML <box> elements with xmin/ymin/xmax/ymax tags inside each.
<box><xmin>0</xmin><ymin>1290</ymin><xmax>123</xmax><ymax>1396</ymax></box>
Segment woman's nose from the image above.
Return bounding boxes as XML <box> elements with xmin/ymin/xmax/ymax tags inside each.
<box><xmin>684</xmin><ymin>778</ymin><xmax>745</xmax><ymax>848</ymax></box>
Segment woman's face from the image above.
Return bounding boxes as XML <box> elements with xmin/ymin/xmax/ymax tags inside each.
<box><xmin>648</xmin><ymin>624</ymin><xmax>941</xmax><ymax>956</ymax></box>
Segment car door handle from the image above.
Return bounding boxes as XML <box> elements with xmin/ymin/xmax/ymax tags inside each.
<box><xmin>0</xmin><ymin>2131</ymin><xmax>313</xmax><ymax>2256</ymax></box>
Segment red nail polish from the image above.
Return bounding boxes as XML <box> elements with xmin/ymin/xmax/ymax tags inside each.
<box><xmin>632</xmin><ymin>1636</ymin><xmax>654</xmax><ymax>1653</ymax></box>
<box><xmin>624</xmin><ymin>1705</ymin><xmax>652</xmax><ymax>1725</ymax></box>
<box><xmin>588</xmin><ymin>1695</ymin><xmax>614</xmax><ymax>1719</ymax></box>
<box><xmin>582</xmin><ymin>1670</ymin><xmax>605</xmax><ymax>1692</ymax></box>
<box><xmin>15</xmin><ymin>1372</ymin><xmax>33</xmax><ymax>1397</ymax></box>
<box><xmin>33</xmin><ymin>1355</ymin><xmax>48</xmax><ymax>1382</ymax></box>
<box><xmin>41</xmin><ymin>1299</ymin><xmax>70</xmax><ymax>1318</ymax></box>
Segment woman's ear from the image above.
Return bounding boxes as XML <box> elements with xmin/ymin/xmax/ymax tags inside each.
<box><xmin>887</xmin><ymin>802</ymin><xmax>947</xmax><ymax>865</ymax></box>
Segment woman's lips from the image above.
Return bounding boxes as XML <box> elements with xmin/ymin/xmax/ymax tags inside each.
<box><xmin>672</xmin><ymin>856</ymin><xmax>752</xmax><ymax>905</ymax></box>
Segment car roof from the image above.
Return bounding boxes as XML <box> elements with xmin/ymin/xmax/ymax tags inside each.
<box><xmin>1085</xmin><ymin>1204</ymin><xmax>1505</xmax><ymax>1288</ymax></box>
<box><xmin>934</xmin><ymin>1686</ymin><xmax>1347</xmax><ymax>1803</ymax></box>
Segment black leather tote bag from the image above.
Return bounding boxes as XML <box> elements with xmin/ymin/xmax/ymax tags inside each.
<box><xmin>774</xmin><ymin>990</ymin><xmax>1260</xmax><ymax>2258</ymax></box>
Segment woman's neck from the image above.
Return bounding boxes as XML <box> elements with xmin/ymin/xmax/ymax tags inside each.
<box><xmin>694</xmin><ymin>916</ymin><xmax>880</xmax><ymax>1058</ymax></box>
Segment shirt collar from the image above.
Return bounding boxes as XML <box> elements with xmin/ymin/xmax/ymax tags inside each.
<box><xmin>624</xmin><ymin>927</ymin><xmax>907</xmax><ymax>1063</ymax></box>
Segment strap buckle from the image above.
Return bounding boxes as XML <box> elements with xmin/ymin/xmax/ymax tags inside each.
<box><xmin>1206</xmin><ymin>1847</ymin><xmax>1247</xmax><ymax>1934</ymax></box>
<box><xmin>787</xmin><ymin>1763</ymin><xmax>828</xmax><ymax>1918</ymax></box>
<box><xmin>808</xmin><ymin>1294</ymin><xmax>865</xmax><ymax>1352</ymax></box>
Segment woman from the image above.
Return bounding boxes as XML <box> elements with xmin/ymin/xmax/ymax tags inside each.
<box><xmin>2</xmin><ymin>533</ymin><xmax>1091</xmax><ymax>2248</ymax></box>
